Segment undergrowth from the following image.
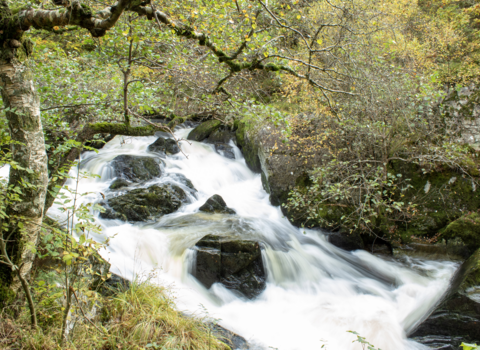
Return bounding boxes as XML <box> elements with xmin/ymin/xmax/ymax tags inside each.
<box><xmin>0</xmin><ymin>280</ymin><xmax>229</xmax><ymax>350</ymax></box>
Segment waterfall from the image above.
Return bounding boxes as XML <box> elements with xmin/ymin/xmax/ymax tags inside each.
<box><xmin>47</xmin><ymin>127</ymin><xmax>458</xmax><ymax>350</ymax></box>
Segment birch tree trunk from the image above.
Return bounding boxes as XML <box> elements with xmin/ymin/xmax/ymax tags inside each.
<box><xmin>0</xmin><ymin>7</ymin><xmax>48</xmax><ymax>303</ymax></box>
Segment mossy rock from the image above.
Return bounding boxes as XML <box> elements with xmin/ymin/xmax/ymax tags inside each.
<box><xmin>100</xmin><ymin>184</ymin><xmax>186</xmax><ymax>222</ymax></box>
<box><xmin>111</xmin><ymin>155</ymin><xmax>161</xmax><ymax>183</ymax></box>
<box><xmin>235</xmin><ymin>121</ymin><xmax>262</xmax><ymax>173</ymax></box>
<box><xmin>460</xmin><ymin>248</ymin><xmax>480</xmax><ymax>290</ymax></box>
<box><xmin>412</xmin><ymin>248</ymin><xmax>480</xmax><ymax>346</ymax></box>
<box><xmin>187</xmin><ymin>120</ymin><xmax>221</xmax><ymax>142</ymax></box>
<box><xmin>109</xmin><ymin>178</ymin><xmax>130</xmax><ymax>190</ymax></box>
<box><xmin>442</xmin><ymin>212</ymin><xmax>480</xmax><ymax>254</ymax></box>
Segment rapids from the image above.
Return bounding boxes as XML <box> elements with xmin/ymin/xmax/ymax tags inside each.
<box><xmin>46</xmin><ymin>127</ymin><xmax>459</xmax><ymax>350</ymax></box>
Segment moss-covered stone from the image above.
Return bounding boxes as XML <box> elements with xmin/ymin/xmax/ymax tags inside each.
<box><xmin>100</xmin><ymin>184</ymin><xmax>186</xmax><ymax>222</ymax></box>
<box><xmin>412</xmin><ymin>248</ymin><xmax>480</xmax><ymax>346</ymax></box>
<box><xmin>442</xmin><ymin>212</ymin><xmax>480</xmax><ymax>254</ymax></box>
<box><xmin>460</xmin><ymin>248</ymin><xmax>480</xmax><ymax>290</ymax></box>
<box><xmin>111</xmin><ymin>155</ymin><xmax>161</xmax><ymax>183</ymax></box>
<box><xmin>235</xmin><ymin>121</ymin><xmax>262</xmax><ymax>173</ymax></box>
<box><xmin>109</xmin><ymin>178</ymin><xmax>130</xmax><ymax>190</ymax></box>
<box><xmin>389</xmin><ymin>161</ymin><xmax>480</xmax><ymax>241</ymax></box>
<box><xmin>187</xmin><ymin>120</ymin><xmax>221</xmax><ymax>142</ymax></box>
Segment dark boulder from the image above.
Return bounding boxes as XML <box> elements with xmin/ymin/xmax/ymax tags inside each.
<box><xmin>109</xmin><ymin>178</ymin><xmax>130</xmax><ymax>190</ymax></box>
<box><xmin>187</xmin><ymin>120</ymin><xmax>221</xmax><ymax>142</ymax></box>
<box><xmin>207</xmin><ymin>127</ymin><xmax>235</xmax><ymax>144</ymax></box>
<box><xmin>199</xmin><ymin>194</ymin><xmax>235</xmax><ymax>214</ymax></box>
<box><xmin>111</xmin><ymin>155</ymin><xmax>161</xmax><ymax>182</ymax></box>
<box><xmin>211</xmin><ymin>324</ymin><xmax>249</xmax><ymax>350</ymax></box>
<box><xmin>147</xmin><ymin>137</ymin><xmax>180</xmax><ymax>155</ymax></box>
<box><xmin>99</xmin><ymin>184</ymin><xmax>186</xmax><ymax>222</ymax></box>
<box><xmin>215</xmin><ymin>143</ymin><xmax>235</xmax><ymax>159</ymax></box>
<box><xmin>192</xmin><ymin>235</ymin><xmax>266</xmax><ymax>299</ymax></box>
<box><xmin>326</xmin><ymin>231</ymin><xmax>365</xmax><ymax>251</ymax></box>
<box><xmin>99</xmin><ymin>273</ymin><xmax>131</xmax><ymax>297</ymax></box>
<box><xmin>411</xmin><ymin>248</ymin><xmax>480</xmax><ymax>348</ymax></box>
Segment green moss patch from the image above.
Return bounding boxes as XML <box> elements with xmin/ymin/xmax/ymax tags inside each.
<box><xmin>442</xmin><ymin>212</ymin><xmax>480</xmax><ymax>253</ymax></box>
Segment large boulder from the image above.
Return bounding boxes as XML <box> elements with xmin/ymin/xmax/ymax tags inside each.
<box><xmin>199</xmin><ymin>195</ymin><xmax>235</xmax><ymax>214</ymax></box>
<box><xmin>99</xmin><ymin>184</ymin><xmax>186</xmax><ymax>222</ymax></box>
<box><xmin>442</xmin><ymin>211</ymin><xmax>480</xmax><ymax>255</ymax></box>
<box><xmin>187</xmin><ymin>120</ymin><xmax>221</xmax><ymax>142</ymax></box>
<box><xmin>411</xmin><ymin>248</ymin><xmax>480</xmax><ymax>348</ymax></box>
<box><xmin>147</xmin><ymin>137</ymin><xmax>180</xmax><ymax>155</ymax></box>
<box><xmin>111</xmin><ymin>155</ymin><xmax>161</xmax><ymax>182</ymax></box>
<box><xmin>192</xmin><ymin>235</ymin><xmax>266</xmax><ymax>299</ymax></box>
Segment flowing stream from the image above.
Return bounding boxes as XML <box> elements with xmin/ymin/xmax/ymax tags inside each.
<box><xmin>46</xmin><ymin>127</ymin><xmax>459</xmax><ymax>350</ymax></box>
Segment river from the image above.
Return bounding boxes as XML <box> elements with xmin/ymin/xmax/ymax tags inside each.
<box><xmin>46</xmin><ymin>127</ymin><xmax>458</xmax><ymax>350</ymax></box>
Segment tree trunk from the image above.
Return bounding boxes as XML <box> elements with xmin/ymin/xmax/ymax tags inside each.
<box><xmin>0</xmin><ymin>56</ymin><xmax>48</xmax><ymax>305</ymax></box>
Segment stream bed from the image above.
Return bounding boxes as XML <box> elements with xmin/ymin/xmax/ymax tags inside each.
<box><xmin>47</xmin><ymin>127</ymin><xmax>459</xmax><ymax>350</ymax></box>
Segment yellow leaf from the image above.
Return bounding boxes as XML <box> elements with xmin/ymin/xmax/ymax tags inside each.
<box><xmin>297</xmin><ymin>15</ymin><xmax>301</xmax><ymax>19</ymax></box>
<box><xmin>53</xmin><ymin>26</ymin><xmax>59</xmax><ymax>31</ymax></box>
<box><xmin>317</xmin><ymin>39</ymin><xmax>322</xmax><ymax>45</ymax></box>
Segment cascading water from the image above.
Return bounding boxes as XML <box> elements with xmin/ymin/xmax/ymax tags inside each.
<box><xmin>46</xmin><ymin>127</ymin><xmax>459</xmax><ymax>350</ymax></box>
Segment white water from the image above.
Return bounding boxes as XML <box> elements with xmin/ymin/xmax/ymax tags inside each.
<box><xmin>48</xmin><ymin>128</ymin><xmax>458</xmax><ymax>350</ymax></box>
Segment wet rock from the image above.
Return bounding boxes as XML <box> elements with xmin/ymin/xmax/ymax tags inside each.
<box><xmin>215</xmin><ymin>143</ymin><xmax>235</xmax><ymax>159</ymax></box>
<box><xmin>192</xmin><ymin>235</ymin><xmax>266</xmax><ymax>299</ymax></box>
<box><xmin>169</xmin><ymin>173</ymin><xmax>196</xmax><ymax>191</ymax></box>
<box><xmin>207</xmin><ymin>127</ymin><xmax>235</xmax><ymax>144</ymax></box>
<box><xmin>111</xmin><ymin>155</ymin><xmax>161</xmax><ymax>182</ymax></box>
<box><xmin>99</xmin><ymin>184</ymin><xmax>186</xmax><ymax>222</ymax></box>
<box><xmin>411</xmin><ymin>248</ymin><xmax>480</xmax><ymax>346</ymax></box>
<box><xmin>412</xmin><ymin>335</ymin><xmax>463</xmax><ymax>350</ymax></box>
<box><xmin>109</xmin><ymin>178</ymin><xmax>130</xmax><ymax>190</ymax></box>
<box><xmin>147</xmin><ymin>137</ymin><xmax>180</xmax><ymax>155</ymax></box>
<box><xmin>394</xmin><ymin>241</ymin><xmax>470</xmax><ymax>260</ymax></box>
<box><xmin>199</xmin><ymin>194</ymin><xmax>235</xmax><ymax>214</ymax></box>
<box><xmin>211</xmin><ymin>324</ymin><xmax>249</xmax><ymax>350</ymax></box>
<box><xmin>326</xmin><ymin>231</ymin><xmax>365</xmax><ymax>251</ymax></box>
<box><xmin>187</xmin><ymin>120</ymin><xmax>221</xmax><ymax>142</ymax></box>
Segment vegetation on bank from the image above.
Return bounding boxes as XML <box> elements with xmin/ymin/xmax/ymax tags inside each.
<box><xmin>1</xmin><ymin>279</ymin><xmax>228</xmax><ymax>350</ymax></box>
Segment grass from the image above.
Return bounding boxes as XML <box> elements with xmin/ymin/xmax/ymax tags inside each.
<box><xmin>0</xmin><ymin>280</ymin><xmax>229</xmax><ymax>350</ymax></box>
